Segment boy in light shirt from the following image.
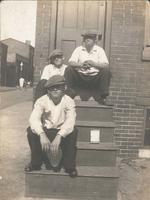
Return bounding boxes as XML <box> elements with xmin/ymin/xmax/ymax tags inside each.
<box><xmin>34</xmin><ymin>49</ymin><xmax>67</xmax><ymax>103</ymax></box>
<box><xmin>25</xmin><ymin>75</ymin><xmax>78</xmax><ymax>178</ymax></box>
<box><xmin>65</xmin><ymin>31</ymin><xmax>111</xmax><ymax>104</ymax></box>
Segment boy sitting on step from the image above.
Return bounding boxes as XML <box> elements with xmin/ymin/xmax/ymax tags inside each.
<box><xmin>25</xmin><ymin>75</ymin><xmax>78</xmax><ymax>178</ymax></box>
<box><xmin>65</xmin><ymin>31</ymin><xmax>111</xmax><ymax>104</ymax></box>
<box><xmin>33</xmin><ymin>49</ymin><xmax>67</xmax><ymax>104</ymax></box>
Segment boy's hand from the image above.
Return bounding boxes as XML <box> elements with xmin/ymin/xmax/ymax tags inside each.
<box><xmin>40</xmin><ymin>133</ymin><xmax>51</xmax><ymax>152</ymax></box>
<box><xmin>50</xmin><ymin>134</ymin><xmax>62</xmax><ymax>156</ymax></box>
<box><xmin>84</xmin><ymin>60</ymin><xmax>95</xmax><ymax>67</ymax></box>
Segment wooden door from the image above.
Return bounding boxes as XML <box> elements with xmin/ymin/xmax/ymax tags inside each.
<box><xmin>55</xmin><ymin>0</ymin><xmax>110</xmax><ymax>64</ymax></box>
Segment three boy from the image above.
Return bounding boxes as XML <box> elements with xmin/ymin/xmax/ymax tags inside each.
<box><xmin>26</xmin><ymin>32</ymin><xmax>111</xmax><ymax>177</ymax></box>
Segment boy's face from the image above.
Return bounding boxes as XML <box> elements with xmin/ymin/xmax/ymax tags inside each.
<box><xmin>84</xmin><ymin>37</ymin><xmax>95</xmax><ymax>48</ymax></box>
<box><xmin>47</xmin><ymin>84</ymin><xmax>66</xmax><ymax>105</ymax></box>
<box><xmin>53</xmin><ymin>56</ymin><xmax>63</xmax><ymax>67</ymax></box>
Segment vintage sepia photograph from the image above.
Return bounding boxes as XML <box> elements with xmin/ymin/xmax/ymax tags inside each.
<box><xmin>0</xmin><ymin>0</ymin><xmax>150</xmax><ymax>200</ymax></box>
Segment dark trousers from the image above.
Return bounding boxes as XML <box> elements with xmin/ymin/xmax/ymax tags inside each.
<box><xmin>64</xmin><ymin>66</ymin><xmax>111</xmax><ymax>98</ymax></box>
<box><xmin>27</xmin><ymin>127</ymin><xmax>78</xmax><ymax>170</ymax></box>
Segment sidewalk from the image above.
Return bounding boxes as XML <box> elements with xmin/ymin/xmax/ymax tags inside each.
<box><xmin>0</xmin><ymin>86</ymin><xmax>32</xmax><ymax>92</ymax></box>
<box><xmin>0</xmin><ymin>88</ymin><xmax>33</xmax><ymax>109</ymax></box>
<box><xmin>0</xmin><ymin>86</ymin><xmax>17</xmax><ymax>92</ymax></box>
<box><xmin>0</xmin><ymin>101</ymin><xmax>33</xmax><ymax>200</ymax></box>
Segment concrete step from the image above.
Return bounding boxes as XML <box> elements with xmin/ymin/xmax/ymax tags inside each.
<box><xmin>75</xmin><ymin>100</ymin><xmax>113</xmax><ymax>122</ymax></box>
<box><xmin>25</xmin><ymin>166</ymin><xmax>119</xmax><ymax>200</ymax></box>
<box><xmin>77</xmin><ymin>142</ymin><xmax>118</xmax><ymax>166</ymax></box>
<box><xmin>76</xmin><ymin>120</ymin><xmax>115</xmax><ymax>142</ymax></box>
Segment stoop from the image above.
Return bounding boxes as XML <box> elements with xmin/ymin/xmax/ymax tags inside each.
<box><xmin>25</xmin><ymin>100</ymin><xmax>119</xmax><ymax>200</ymax></box>
<box><xmin>25</xmin><ymin>166</ymin><xmax>119</xmax><ymax>200</ymax></box>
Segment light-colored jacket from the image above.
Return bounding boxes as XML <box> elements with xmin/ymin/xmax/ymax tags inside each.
<box><xmin>29</xmin><ymin>94</ymin><xmax>76</xmax><ymax>137</ymax></box>
<box><xmin>41</xmin><ymin>64</ymin><xmax>67</xmax><ymax>80</ymax></box>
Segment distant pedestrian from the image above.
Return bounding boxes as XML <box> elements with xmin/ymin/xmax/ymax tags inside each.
<box><xmin>19</xmin><ymin>61</ymin><xmax>25</xmax><ymax>90</ymax></box>
<box><xmin>19</xmin><ymin>77</ymin><xmax>25</xmax><ymax>89</ymax></box>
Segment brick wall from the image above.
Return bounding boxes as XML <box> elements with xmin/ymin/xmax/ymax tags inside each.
<box><xmin>34</xmin><ymin>0</ymin><xmax>150</xmax><ymax>158</ymax></box>
<box><xmin>33</xmin><ymin>0</ymin><xmax>52</xmax><ymax>83</ymax></box>
<box><xmin>109</xmin><ymin>1</ymin><xmax>148</xmax><ymax>158</ymax></box>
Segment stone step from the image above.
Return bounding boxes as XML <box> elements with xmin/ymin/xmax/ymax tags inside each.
<box><xmin>77</xmin><ymin>142</ymin><xmax>118</xmax><ymax>166</ymax></box>
<box><xmin>75</xmin><ymin>100</ymin><xmax>113</xmax><ymax>122</ymax></box>
<box><xmin>76</xmin><ymin>120</ymin><xmax>115</xmax><ymax>142</ymax></box>
<box><xmin>25</xmin><ymin>166</ymin><xmax>119</xmax><ymax>200</ymax></box>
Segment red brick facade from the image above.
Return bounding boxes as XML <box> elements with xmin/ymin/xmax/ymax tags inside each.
<box><xmin>34</xmin><ymin>0</ymin><xmax>52</xmax><ymax>81</ymax></box>
<box><xmin>34</xmin><ymin>0</ymin><xmax>150</xmax><ymax>158</ymax></box>
<box><xmin>109</xmin><ymin>1</ymin><xmax>147</xmax><ymax>158</ymax></box>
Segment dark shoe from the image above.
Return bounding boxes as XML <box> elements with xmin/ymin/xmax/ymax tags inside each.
<box><xmin>65</xmin><ymin>169</ymin><xmax>78</xmax><ymax>178</ymax></box>
<box><xmin>53</xmin><ymin>166</ymin><xmax>61</xmax><ymax>172</ymax></box>
<box><xmin>24</xmin><ymin>163</ymin><xmax>41</xmax><ymax>172</ymax></box>
<box><xmin>96</xmin><ymin>97</ymin><xmax>106</xmax><ymax>105</ymax></box>
<box><xmin>45</xmin><ymin>164</ymin><xmax>52</xmax><ymax>170</ymax></box>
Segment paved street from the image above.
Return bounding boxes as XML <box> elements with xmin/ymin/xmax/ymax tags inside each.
<box><xmin>0</xmin><ymin>87</ymin><xmax>33</xmax><ymax>109</ymax></box>
<box><xmin>0</xmin><ymin>100</ymin><xmax>32</xmax><ymax>200</ymax></box>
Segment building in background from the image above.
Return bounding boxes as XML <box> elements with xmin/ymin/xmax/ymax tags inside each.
<box><xmin>1</xmin><ymin>38</ymin><xmax>34</xmax><ymax>87</ymax></box>
<box><xmin>0</xmin><ymin>42</ymin><xmax>7</xmax><ymax>86</ymax></box>
<box><xmin>0</xmin><ymin>1</ymin><xmax>37</xmax><ymax>87</ymax></box>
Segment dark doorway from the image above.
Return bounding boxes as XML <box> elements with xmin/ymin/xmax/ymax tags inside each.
<box><xmin>6</xmin><ymin>63</ymin><xmax>17</xmax><ymax>87</ymax></box>
<box><xmin>144</xmin><ymin>108</ymin><xmax>150</xmax><ymax>146</ymax></box>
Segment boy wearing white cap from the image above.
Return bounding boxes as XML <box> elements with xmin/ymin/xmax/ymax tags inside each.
<box><xmin>25</xmin><ymin>75</ymin><xmax>78</xmax><ymax>178</ymax></box>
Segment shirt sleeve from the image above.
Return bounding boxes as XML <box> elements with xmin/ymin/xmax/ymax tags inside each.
<box><xmin>69</xmin><ymin>47</ymin><xmax>80</xmax><ymax>63</ymax></box>
<box><xmin>58</xmin><ymin>97</ymin><xmax>76</xmax><ymax>137</ymax></box>
<box><xmin>29</xmin><ymin>98</ymin><xmax>45</xmax><ymax>135</ymax></box>
<box><xmin>98</xmin><ymin>47</ymin><xmax>109</xmax><ymax>65</ymax></box>
<box><xmin>40</xmin><ymin>65</ymin><xmax>50</xmax><ymax>80</ymax></box>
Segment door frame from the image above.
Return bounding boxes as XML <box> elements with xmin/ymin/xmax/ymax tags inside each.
<box><xmin>49</xmin><ymin>0</ymin><xmax>112</xmax><ymax>59</ymax></box>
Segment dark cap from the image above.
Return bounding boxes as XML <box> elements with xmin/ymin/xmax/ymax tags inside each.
<box><xmin>44</xmin><ymin>75</ymin><xmax>66</xmax><ymax>89</ymax></box>
<box><xmin>48</xmin><ymin>49</ymin><xmax>63</xmax><ymax>61</ymax></box>
<box><xmin>81</xmin><ymin>30</ymin><xmax>97</xmax><ymax>39</ymax></box>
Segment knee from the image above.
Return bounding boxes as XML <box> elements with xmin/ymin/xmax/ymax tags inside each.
<box><xmin>101</xmin><ymin>67</ymin><xmax>109</xmax><ymax>72</ymax></box>
<box><xmin>65</xmin><ymin>128</ymin><xmax>78</xmax><ymax>143</ymax></box>
<box><xmin>65</xmin><ymin>66</ymin><xmax>76</xmax><ymax>74</ymax></box>
<box><xmin>70</xmin><ymin>128</ymin><xmax>78</xmax><ymax>142</ymax></box>
<box><xmin>65</xmin><ymin>66</ymin><xmax>72</xmax><ymax>72</ymax></box>
<box><xmin>101</xmin><ymin>67</ymin><xmax>111</xmax><ymax>76</ymax></box>
<box><xmin>27</xmin><ymin>126</ymin><xmax>32</xmax><ymax>134</ymax></box>
<box><xmin>27</xmin><ymin>127</ymin><xmax>37</xmax><ymax>139</ymax></box>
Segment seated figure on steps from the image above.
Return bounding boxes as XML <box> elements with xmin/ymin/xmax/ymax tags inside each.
<box><xmin>64</xmin><ymin>31</ymin><xmax>111</xmax><ymax>105</ymax></box>
<box><xmin>33</xmin><ymin>49</ymin><xmax>67</xmax><ymax>104</ymax></box>
<box><xmin>25</xmin><ymin>75</ymin><xmax>78</xmax><ymax>178</ymax></box>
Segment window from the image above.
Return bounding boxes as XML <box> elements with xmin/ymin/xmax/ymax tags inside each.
<box><xmin>144</xmin><ymin>108</ymin><xmax>150</xmax><ymax>146</ymax></box>
<box><xmin>142</xmin><ymin>1</ymin><xmax>150</xmax><ymax>61</ymax></box>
